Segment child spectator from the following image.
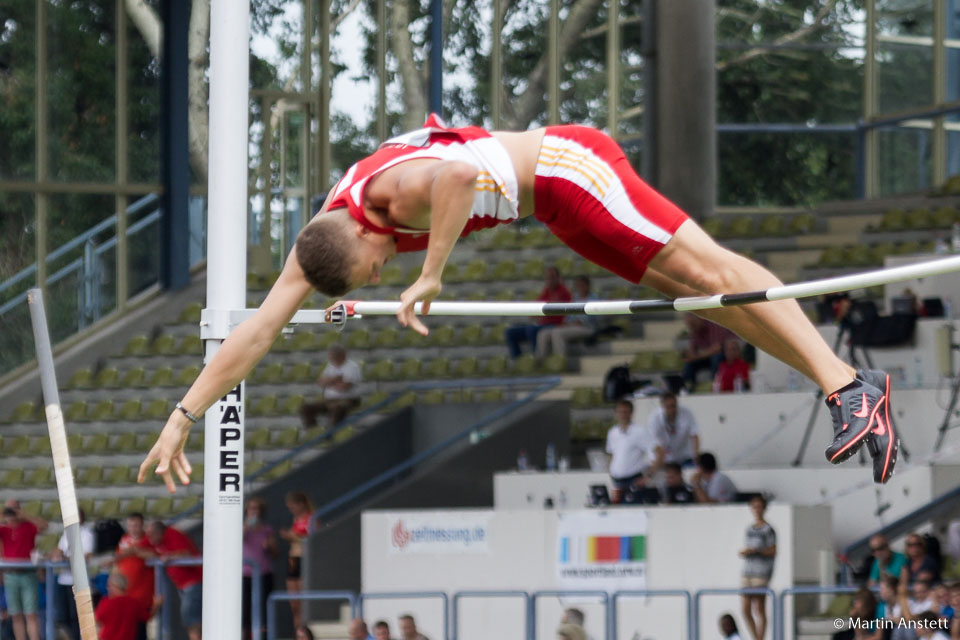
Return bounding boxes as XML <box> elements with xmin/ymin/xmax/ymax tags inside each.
<box><xmin>719</xmin><ymin>613</ymin><xmax>742</xmax><ymax>640</ymax></box>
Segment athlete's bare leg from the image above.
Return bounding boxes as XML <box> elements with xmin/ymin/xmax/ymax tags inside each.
<box><xmin>639</xmin><ymin>269</ymin><xmax>817</xmax><ymax>382</ymax></box>
<box><xmin>646</xmin><ymin>220</ymin><xmax>855</xmax><ymax>394</ymax></box>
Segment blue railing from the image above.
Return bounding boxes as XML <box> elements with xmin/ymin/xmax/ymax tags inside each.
<box><xmin>451</xmin><ymin>590</ymin><xmax>532</xmax><ymax>640</ymax></box>
<box><xmin>610</xmin><ymin>589</ymin><xmax>694</xmax><ymax>640</ymax></box>
<box><xmin>266</xmin><ymin>590</ymin><xmax>357</xmax><ymax>640</ymax></box>
<box><xmin>532</xmin><ymin>590</ymin><xmax>609</xmax><ymax>640</ymax></box>
<box><xmin>359</xmin><ymin>591</ymin><xmax>450</xmax><ymax>640</ymax></box>
<box><xmin>693</xmin><ymin>587</ymin><xmax>778</xmax><ymax>640</ymax></box>
<box><xmin>777</xmin><ymin>585</ymin><xmax>863</xmax><ymax>640</ymax></box>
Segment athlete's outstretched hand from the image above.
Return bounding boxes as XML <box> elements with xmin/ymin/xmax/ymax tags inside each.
<box><xmin>138</xmin><ymin>414</ymin><xmax>193</xmax><ymax>493</ymax></box>
<box><xmin>398</xmin><ymin>275</ymin><xmax>442</xmax><ymax>335</ymax></box>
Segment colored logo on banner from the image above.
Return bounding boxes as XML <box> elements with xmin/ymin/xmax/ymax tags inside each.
<box><xmin>556</xmin><ymin>511</ymin><xmax>647</xmax><ymax>590</ymax></box>
<box><xmin>559</xmin><ymin>535</ymin><xmax>646</xmax><ymax>564</ymax></box>
<box><xmin>387</xmin><ymin>513</ymin><xmax>490</xmax><ymax>555</ymax></box>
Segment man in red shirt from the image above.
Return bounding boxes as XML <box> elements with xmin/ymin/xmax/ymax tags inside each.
<box><xmin>95</xmin><ymin>572</ymin><xmax>151</xmax><ymax>640</ymax></box>
<box><xmin>0</xmin><ymin>502</ymin><xmax>47</xmax><ymax>640</ymax></box>
<box><xmin>145</xmin><ymin>521</ymin><xmax>202</xmax><ymax>640</ymax></box>
<box><xmin>714</xmin><ymin>338</ymin><xmax>751</xmax><ymax>393</ymax></box>
<box><xmin>113</xmin><ymin>513</ymin><xmax>154</xmax><ymax>640</ymax></box>
<box><xmin>505</xmin><ymin>266</ymin><xmax>572</xmax><ymax>358</ymax></box>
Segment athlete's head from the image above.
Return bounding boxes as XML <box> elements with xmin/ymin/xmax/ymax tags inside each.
<box><xmin>295</xmin><ymin>208</ymin><xmax>397</xmax><ymax>296</ymax></box>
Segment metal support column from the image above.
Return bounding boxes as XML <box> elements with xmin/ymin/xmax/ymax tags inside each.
<box><xmin>116</xmin><ymin>0</ymin><xmax>130</xmax><ymax>309</ymax></box>
<box><xmin>863</xmin><ymin>0</ymin><xmax>879</xmax><ymax>198</ymax></box>
<box><xmin>491</xmin><ymin>0</ymin><xmax>503</xmax><ymax>129</ymax></box>
<box><xmin>606</xmin><ymin>0</ymin><xmax>620</xmax><ymax>135</ymax></box>
<box><xmin>319</xmin><ymin>0</ymin><xmax>332</xmax><ymax>187</ymax></box>
<box><xmin>430</xmin><ymin>0</ymin><xmax>443</xmax><ymax>115</ymax></box>
<box><xmin>548</xmin><ymin>0</ymin><xmax>560</xmax><ymax>124</ymax></box>
<box><xmin>35</xmin><ymin>0</ymin><xmax>48</xmax><ymax>294</ymax></box>
<box><xmin>376</xmin><ymin>0</ymin><xmax>387</xmax><ymax>141</ymax></box>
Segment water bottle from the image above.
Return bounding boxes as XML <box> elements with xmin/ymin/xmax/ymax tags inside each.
<box><xmin>545</xmin><ymin>442</ymin><xmax>557</xmax><ymax>471</ymax></box>
<box><xmin>558</xmin><ymin>455</ymin><xmax>570</xmax><ymax>473</ymax></box>
<box><xmin>733</xmin><ymin>375</ymin><xmax>744</xmax><ymax>393</ymax></box>
<box><xmin>559</xmin><ymin>489</ymin><xmax>568</xmax><ymax>508</ymax></box>
<box><xmin>517</xmin><ymin>449</ymin><xmax>529</xmax><ymax>472</ymax></box>
<box><xmin>914</xmin><ymin>355</ymin><xmax>924</xmax><ymax>388</ymax></box>
<box><xmin>952</xmin><ymin>223</ymin><xmax>960</xmax><ymax>253</ymax></box>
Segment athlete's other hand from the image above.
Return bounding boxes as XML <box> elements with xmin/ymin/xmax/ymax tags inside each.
<box><xmin>398</xmin><ymin>275</ymin><xmax>441</xmax><ymax>335</ymax></box>
<box><xmin>138</xmin><ymin>413</ymin><xmax>193</xmax><ymax>493</ymax></box>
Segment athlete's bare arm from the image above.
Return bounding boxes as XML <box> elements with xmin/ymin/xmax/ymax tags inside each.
<box><xmin>138</xmin><ymin>247</ymin><xmax>315</xmax><ymax>492</ymax></box>
<box><xmin>374</xmin><ymin>159</ymin><xmax>478</xmax><ymax>334</ymax></box>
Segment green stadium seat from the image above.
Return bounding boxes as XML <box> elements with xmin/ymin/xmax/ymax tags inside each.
<box><xmin>452</xmin><ymin>357</ymin><xmax>478</xmax><ymax>378</ymax></box>
<box><xmin>846</xmin><ymin>245</ymin><xmax>872</xmax><ymax>266</ymax></box>
<box><xmin>512</xmin><ymin>355</ymin><xmax>537</xmax><ymax>375</ymax></box>
<box><xmin>95</xmin><ymin>498</ymin><xmax>121</xmax><ymax>519</ymax></box>
<box><xmin>481</xmin><ymin>355</ymin><xmax>508</xmax><ymax>377</ymax></box>
<box><xmin>24</xmin><ymin>468</ymin><xmax>52</xmax><ymax>488</ymax></box>
<box><xmin>22</xmin><ymin>501</ymin><xmax>44</xmax><ymax>518</ymax></box>
<box><xmin>656</xmin><ymin>351</ymin><xmax>684</xmax><ymax>372</ymax></box>
<box><xmin>461</xmin><ymin>260</ymin><xmax>488</xmax><ymax>282</ymax></box>
<box><xmin>632</xmin><ymin>352</ymin><xmax>656</xmax><ymax>372</ymax></box>
<box><xmin>361</xmin><ymin>390</ymin><xmax>390</xmax><ymax>410</ymax></box>
<box><xmin>475</xmin><ymin>388</ymin><xmax>504</xmax><ymax>403</ymax></box>
<box><xmin>460</xmin><ymin>324</ymin><xmax>484</xmax><ymax>346</ymax></box>
<box><xmin>122</xmin><ymin>497</ymin><xmax>146</xmax><ymax>515</ymax></box>
<box><xmin>373</xmin><ymin>328</ymin><xmax>399</xmax><ymax>348</ymax></box>
<box><xmin>178</xmin><ymin>334</ymin><xmax>203</xmax><ymax>356</ymax></box>
<box><xmin>121</xmin><ymin>367</ymin><xmax>148</xmax><ymax>388</ymax></box>
<box><xmin>429</xmin><ymin>325</ymin><xmax>456</xmax><ymax>347</ymax></box>
<box><xmin>571</xmin><ymin>388</ymin><xmax>600</xmax><ymax>408</ymax></box>
<box><xmin>290</xmin><ymin>332</ymin><xmax>316</xmax><ymax>351</ymax></box>
<box><xmin>76</xmin><ymin>466</ymin><xmax>103</xmax><ymax>486</ymax></box>
<box><xmin>332</xmin><ymin>425</ymin><xmax>358</xmax><ymax>444</ymax></box>
<box><xmin>136</xmin><ymin>431</ymin><xmax>161</xmax><ymax>450</ymax></box>
<box><xmin>149</xmin><ymin>367</ymin><xmax>175</xmax><ymax>387</ymax></box>
<box><xmin>932</xmin><ymin>206</ymin><xmax>957</xmax><ymax>228</ymax></box>
<box><xmin>175</xmin><ymin>496</ymin><xmax>201</xmax><ymax>515</ymax></box>
<box><xmin>0</xmin><ymin>468</ymin><xmax>24</xmax><ymax>487</ymax></box>
<box><xmin>117</xmin><ymin>400</ymin><xmax>142</xmax><ymax>422</ymax></box>
<box><xmin>285</xmin><ymin>362</ymin><xmax>313</xmax><ymax>383</ymax></box>
<box><xmin>246</xmin><ymin>460</ymin><xmax>266</xmax><ymax>476</ymax></box>
<box><xmin>76</xmin><ymin>498</ymin><xmax>94</xmax><ymax>516</ymax></box>
<box><xmin>66</xmin><ymin>433</ymin><xmax>82</xmax><ymax>452</ymax></box>
<box><xmin>178</xmin><ymin>302</ymin><xmax>203</xmax><ymax>324</ymax></box>
<box><xmin>247</xmin><ymin>428</ymin><xmax>271</xmax><ymax>449</ymax></box>
<box><xmin>83</xmin><ymin>433</ymin><xmax>109</xmax><ymax>454</ymax></box>
<box><xmin>423</xmin><ymin>358</ymin><xmax>450</xmax><ymax>379</ymax></box>
<box><xmin>111</xmin><ymin>432</ymin><xmax>137</xmax><ymax>452</ymax></box>
<box><xmin>727</xmin><ymin>216</ymin><xmax>756</xmax><ymax>238</ymax></box>
<box><xmin>254</xmin><ymin>362</ymin><xmax>284</xmax><ymax>384</ymax></box>
<box><xmin>192</xmin><ymin>463</ymin><xmax>204</xmax><ymax>482</ymax></box>
<box><xmin>148</xmin><ymin>497</ymin><xmax>174</xmax><ymax>517</ymax></box>
<box><xmin>316</xmin><ymin>332</ymin><xmax>341</xmax><ymax>349</ymax></box>
<box><xmin>379</xmin><ymin>265</ymin><xmax>405</xmax><ymax>286</ymax></box>
<box><xmin>701</xmin><ymin>217</ymin><xmax>724</xmax><ymax>237</ymax></box>
<box><xmin>817</xmin><ymin>246</ymin><xmax>846</xmax><ymax>268</ymax></box>
<box><xmin>264</xmin><ymin>460</ymin><xmax>293</xmax><ymax>481</ymax></box>
<box><xmin>492</xmin><ymin>261</ymin><xmax>518</xmax><ymax>280</ymax></box>
<box><xmin>36</xmin><ymin>533</ymin><xmax>59</xmax><ymax>554</ymax></box>
<box><xmin>396</xmin><ymin>359</ymin><xmax>422</xmax><ymax>380</ymax></box>
<box><xmin>905</xmin><ymin>208</ymin><xmax>931</xmax><ymax>230</ymax></box>
<box><xmin>493</xmin><ymin>289</ymin><xmax>515</xmax><ymax>301</ymax></box>
<box><xmin>123</xmin><ymin>335</ymin><xmax>150</xmax><ymax>357</ymax></box>
<box><xmin>520</xmin><ymin>258</ymin><xmax>546</xmax><ymax>280</ymax></box>
<box><xmin>27</xmin><ymin>436</ymin><xmax>51</xmax><ymax>457</ymax></box>
<box><xmin>365</xmin><ymin>360</ymin><xmax>394</xmax><ymax>381</ymax></box>
<box><xmin>757</xmin><ymin>216</ymin><xmax>785</xmax><ymax>237</ymax></box>
<box><xmin>487</xmin><ymin>228</ymin><xmax>517</xmax><ymax>250</ymax></box>
<box><xmin>869</xmin><ymin>243</ymin><xmax>895</xmax><ymax>264</ymax></box>
<box><xmin>249</xmin><ymin>395</ymin><xmax>278</xmax><ymax>417</ymax></box>
<box><xmin>441</xmin><ymin>263</ymin><xmax>459</xmax><ymax>282</ymax></box>
<box><xmin>541</xmin><ymin>354</ymin><xmax>566</xmax><ymax>374</ymax></box>
<box><xmin>65</xmin><ymin>402</ymin><xmax>88</xmax><ymax>422</ymax></box>
<box><xmin>187</xmin><ymin>431</ymin><xmax>204</xmax><ymax>452</ymax></box>
<box><xmin>2</xmin><ymin>435</ymin><xmax>29</xmax><ymax>456</ymax></box>
<box><xmin>67</xmin><ymin>368</ymin><xmax>94</xmax><ymax>390</ymax></box>
<box><xmin>879</xmin><ymin>209</ymin><xmax>906</xmax><ymax>231</ymax></box>
<box><xmin>8</xmin><ymin>402</ymin><xmax>39</xmax><ymax>423</ymax></box>
<box><xmin>103</xmin><ymin>466</ymin><xmax>131</xmax><ymax>486</ymax></box>
<box><xmin>465</xmin><ymin>288</ymin><xmax>487</xmax><ymax>301</ymax></box>
<box><xmin>271</xmin><ymin>428</ymin><xmax>299</xmax><ymax>448</ymax></box>
<box><xmin>142</xmin><ymin>399</ymin><xmax>170</xmax><ymax>420</ymax></box>
<box><xmin>88</xmin><ymin>400</ymin><xmax>115</xmax><ymax>422</ymax></box>
<box><xmin>95</xmin><ymin>367</ymin><xmax>120</xmax><ymax>389</ymax></box>
<box><xmin>43</xmin><ymin>502</ymin><xmax>61</xmax><ymax>521</ymax></box>
<box><xmin>152</xmin><ymin>334</ymin><xmax>177</xmax><ymax>356</ymax></box>
<box><xmin>897</xmin><ymin>240</ymin><xmax>922</xmax><ymax>255</ymax></box>
<box><xmin>421</xmin><ymin>389</ymin><xmax>445</xmax><ymax>404</ymax></box>
<box><xmin>346</xmin><ymin>330</ymin><xmax>371</xmax><ymax>349</ymax></box>
<box><xmin>279</xmin><ymin>395</ymin><xmax>304</xmax><ymax>415</ymax></box>
<box><xmin>176</xmin><ymin>365</ymin><xmax>202</xmax><ymax>386</ymax></box>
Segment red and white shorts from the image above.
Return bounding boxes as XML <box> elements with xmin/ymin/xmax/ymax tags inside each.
<box><xmin>534</xmin><ymin>125</ymin><xmax>689</xmax><ymax>283</ymax></box>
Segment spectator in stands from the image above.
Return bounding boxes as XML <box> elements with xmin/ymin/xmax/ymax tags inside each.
<box><xmin>901</xmin><ymin>534</ymin><xmax>940</xmax><ymax>588</ymax></box>
<box><xmin>49</xmin><ymin>508</ymin><xmax>94</xmax><ymax>640</ymax></box>
<box><xmin>915</xmin><ymin>610</ymin><xmax>951</xmax><ymax>640</ymax></box>
<box><xmin>144</xmin><ymin>521</ymin><xmax>202</xmax><ymax>640</ymax></box>
<box><xmin>399</xmin><ymin>614</ymin><xmax>429</xmax><ymax>640</ymax></box>
<box><xmin>936</xmin><ymin>583</ymin><xmax>953</xmax><ymax>622</ymax></box>
<box><xmin>114</xmin><ymin>513</ymin><xmax>155</xmax><ymax>640</ymax></box>
<box><xmin>372</xmin><ymin>620</ymin><xmax>392</xmax><ymax>640</ymax></box>
<box><xmin>561</xmin><ymin>608</ymin><xmax>584</xmax><ymax>626</ymax></box>
<box><xmin>296</xmin><ymin>626</ymin><xmax>315</xmax><ymax>640</ymax></box>
<box><xmin>876</xmin><ymin>575</ymin><xmax>902</xmax><ymax>623</ymax></box>
<box><xmin>535</xmin><ymin>276</ymin><xmax>599</xmax><ymax>359</ymax></box>
<box><xmin>718</xmin><ymin>613</ymin><xmax>742</xmax><ymax>640</ymax></box>
<box><xmin>714</xmin><ymin>339</ymin><xmax>751</xmax><ymax>393</ymax></box>
<box><xmin>0</xmin><ymin>502</ymin><xmax>48</xmax><ymax>640</ymax></box>
<box><xmin>831</xmin><ymin>588</ymin><xmax>880</xmax><ymax>640</ymax></box>
<box><xmin>280</xmin><ymin>492</ymin><xmax>313</xmax><ymax>630</ymax></box>
<box><xmin>348</xmin><ymin>618</ymin><xmax>375</xmax><ymax>640</ymax></box>
<box><xmin>661</xmin><ymin>462</ymin><xmax>696</xmax><ymax>504</ymax></box>
<box><xmin>680</xmin><ymin>314</ymin><xmax>734</xmax><ymax>393</ymax></box>
<box><xmin>605</xmin><ymin>399</ymin><xmax>662</xmax><ymax>504</ymax></box>
<box><xmin>94</xmin><ymin>572</ymin><xmax>153</xmax><ymax>640</ymax></box>
<box><xmin>243</xmin><ymin>497</ymin><xmax>277</xmax><ymax>640</ymax></box>
<box><xmin>505</xmin><ymin>266</ymin><xmax>572</xmax><ymax>358</ymax></box>
<box><xmin>739</xmin><ymin>495</ymin><xmax>776</xmax><ymax>640</ymax></box>
<box><xmin>899</xmin><ymin>577</ymin><xmax>938</xmax><ymax>626</ymax></box>
<box><xmin>867</xmin><ymin>534</ymin><xmax>906</xmax><ymax>588</ymax></box>
<box><xmin>692</xmin><ymin>453</ymin><xmax>738</xmax><ymax>503</ymax></box>
<box><xmin>647</xmin><ymin>392</ymin><xmax>699</xmax><ymax>467</ymax></box>
<box><xmin>299</xmin><ymin>345</ymin><xmax>363</xmax><ymax>429</ymax></box>
<box><xmin>556</xmin><ymin>623</ymin><xmax>587</xmax><ymax>640</ymax></box>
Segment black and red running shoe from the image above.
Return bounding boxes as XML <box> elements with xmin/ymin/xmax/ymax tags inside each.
<box><xmin>823</xmin><ymin>378</ymin><xmax>886</xmax><ymax>466</ymax></box>
<box><xmin>856</xmin><ymin>369</ymin><xmax>899</xmax><ymax>484</ymax></box>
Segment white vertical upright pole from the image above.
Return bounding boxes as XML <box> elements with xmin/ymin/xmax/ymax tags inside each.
<box><xmin>204</xmin><ymin>1</ymin><xmax>249</xmax><ymax>638</ymax></box>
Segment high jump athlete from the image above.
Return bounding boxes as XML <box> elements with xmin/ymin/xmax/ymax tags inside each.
<box><xmin>139</xmin><ymin>115</ymin><xmax>898</xmax><ymax>488</ymax></box>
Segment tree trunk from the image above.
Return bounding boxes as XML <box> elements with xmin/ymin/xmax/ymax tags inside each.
<box><xmin>391</xmin><ymin>0</ymin><xmax>429</xmax><ymax>130</ymax></box>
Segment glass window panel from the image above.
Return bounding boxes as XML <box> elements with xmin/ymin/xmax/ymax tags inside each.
<box><xmin>0</xmin><ymin>192</ymin><xmax>37</xmax><ymax>301</ymax></box>
<box><xmin>718</xmin><ymin>132</ymin><xmax>857</xmax><ymax>206</ymax></box>
<box><xmin>877</xmin><ymin>126</ymin><xmax>933</xmax><ymax>195</ymax></box>
<box><xmin>0</xmin><ymin>1</ymin><xmax>36</xmax><ymax>179</ymax></box>
<box><xmin>45</xmin><ymin>194</ymin><xmax>117</xmax><ymax>342</ymax></box>
<box><xmin>717</xmin><ymin>50</ymin><xmax>863</xmax><ymax>124</ymax></box>
<box><xmin>947</xmin><ymin>46</ymin><xmax>960</xmax><ymax>103</ymax></box>
<box><xmin>947</xmin><ymin>130</ymin><xmax>959</xmax><ymax>179</ymax></box>
<box><xmin>128</xmin><ymin>192</ymin><xmax>162</xmax><ymax>297</ymax></box>
<box><xmin>876</xmin><ymin>0</ymin><xmax>934</xmax><ymax>38</ymax></box>
<box><xmin>876</xmin><ymin>42</ymin><xmax>933</xmax><ymax>113</ymax></box>
<box><xmin>47</xmin><ymin>0</ymin><xmax>116</xmax><ymax>182</ymax></box>
<box><xmin>128</xmin><ymin>14</ymin><xmax>160</xmax><ymax>184</ymax></box>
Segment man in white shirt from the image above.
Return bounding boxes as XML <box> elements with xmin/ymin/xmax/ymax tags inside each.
<box><xmin>299</xmin><ymin>345</ymin><xmax>363</xmax><ymax>428</ymax></box>
<box><xmin>646</xmin><ymin>392</ymin><xmax>699</xmax><ymax>467</ymax></box>
<box><xmin>49</xmin><ymin>509</ymin><xmax>95</xmax><ymax>640</ymax></box>
<box><xmin>605</xmin><ymin>399</ymin><xmax>663</xmax><ymax>503</ymax></box>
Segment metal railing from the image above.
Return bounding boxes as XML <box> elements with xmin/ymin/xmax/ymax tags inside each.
<box><xmin>451</xmin><ymin>590</ymin><xmax>532</xmax><ymax>640</ymax></box>
<box><xmin>693</xmin><ymin>587</ymin><xmax>779</xmax><ymax>640</ymax></box>
<box><xmin>266</xmin><ymin>590</ymin><xmax>358</xmax><ymax>640</ymax></box>
<box><xmin>777</xmin><ymin>585</ymin><xmax>863</xmax><ymax>640</ymax></box>
<box><xmin>359</xmin><ymin>591</ymin><xmax>449</xmax><ymax>640</ymax></box>
<box><xmin>532</xmin><ymin>590</ymin><xmax>609</xmax><ymax>640</ymax></box>
<box><xmin>610</xmin><ymin>589</ymin><xmax>694</xmax><ymax>640</ymax></box>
